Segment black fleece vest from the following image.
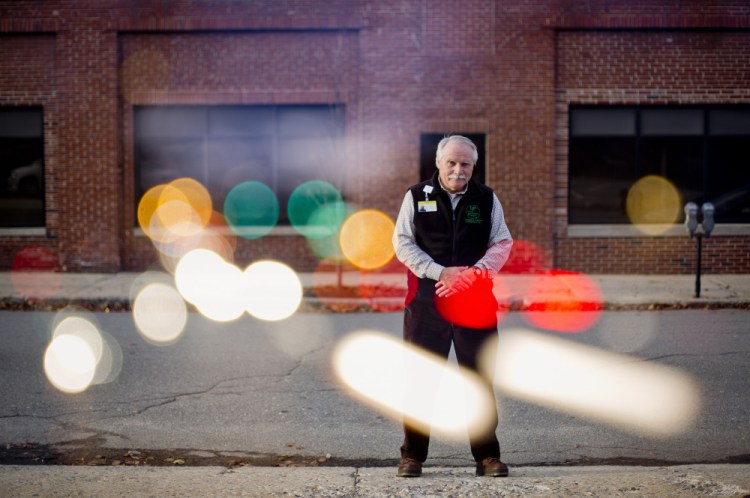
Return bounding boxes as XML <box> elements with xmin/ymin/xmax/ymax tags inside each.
<box><xmin>405</xmin><ymin>171</ymin><xmax>494</xmax><ymax>305</ymax></box>
<box><xmin>409</xmin><ymin>171</ymin><xmax>494</xmax><ymax>270</ymax></box>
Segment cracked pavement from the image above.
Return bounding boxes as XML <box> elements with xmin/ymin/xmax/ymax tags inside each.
<box><xmin>1</xmin><ymin>309</ymin><xmax>749</xmax><ymax>468</ymax></box>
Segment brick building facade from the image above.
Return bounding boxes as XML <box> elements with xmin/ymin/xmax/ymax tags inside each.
<box><xmin>1</xmin><ymin>0</ymin><xmax>748</xmax><ymax>274</ymax></box>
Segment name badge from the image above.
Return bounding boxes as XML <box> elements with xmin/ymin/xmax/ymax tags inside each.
<box><xmin>418</xmin><ymin>200</ymin><xmax>437</xmax><ymax>212</ymax></box>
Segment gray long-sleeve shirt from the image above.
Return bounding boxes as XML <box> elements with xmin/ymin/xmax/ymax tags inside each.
<box><xmin>392</xmin><ymin>183</ymin><xmax>513</xmax><ymax>281</ymax></box>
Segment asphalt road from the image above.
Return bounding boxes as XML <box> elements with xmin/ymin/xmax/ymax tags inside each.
<box><xmin>0</xmin><ymin>309</ymin><xmax>748</xmax><ymax>468</ymax></box>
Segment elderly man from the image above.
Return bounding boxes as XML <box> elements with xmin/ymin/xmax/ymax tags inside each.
<box><xmin>392</xmin><ymin>135</ymin><xmax>513</xmax><ymax>478</ymax></box>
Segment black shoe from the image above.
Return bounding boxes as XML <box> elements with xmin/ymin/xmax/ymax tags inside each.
<box><xmin>397</xmin><ymin>457</ymin><xmax>422</xmax><ymax>477</ymax></box>
<box><xmin>475</xmin><ymin>457</ymin><xmax>509</xmax><ymax>477</ymax></box>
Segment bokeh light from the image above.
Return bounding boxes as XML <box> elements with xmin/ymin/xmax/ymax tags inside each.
<box><xmin>626</xmin><ymin>175</ymin><xmax>682</xmax><ymax>235</ymax></box>
<box><xmin>436</xmin><ymin>280</ymin><xmax>500</xmax><ymax>329</ymax></box>
<box><xmin>244</xmin><ymin>260</ymin><xmax>303</xmax><ymax>321</ymax></box>
<box><xmin>480</xmin><ymin>328</ymin><xmax>701</xmax><ymax>438</ymax></box>
<box><xmin>138</xmin><ymin>184</ymin><xmax>167</xmax><ymax>239</ymax></box>
<box><xmin>47</xmin><ymin>311</ymin><xmax>123</xmax><ymax>390</ymax></box>
<box><xmin>10</xmin><ymin>245</ymin><xmax>61</xmax><ymax>300</ymax></box>
<box><xmin>520</xmin><ymin>270</ymin><xmax>603</xmax><ymax>333</ymax></box>
<box><xmin>156</xmin><ymin>210</ymin><xmax>237</xmax><ymax>273</ymax></box>
<box><xmin>333</xmin><ymin>331</ymin><xmax>497</xmax><ymax>441</ymax></box>
<box><xmin>306</xmin><ymin>201</ymin><xmax>356</xmax><ymax>261</ymax></box>
<box><xmin>223</xmin><ymin>181</ymin><xmax>279</xmax><ymax>239</ymax></box>
<box><xmin>133</xmin><ymin>282</ymin><xmax>188</xmax><ymax>344</ymax></box>
<box><xmin>288</xmin><ymin>181</ymin><xmax>346</xmax><ymax>238</ymax></box>
<box><xmin>502</xmin><ymin>240</ymin><xmax>548</xmax><ymax>274</ymax></box>
<box><xmin>167</xmin><ymin>177</ymin><xmax>213</xmax><ymax>227</ymax></box>
<box><xmin>339</xmin><ymin>209</ymin><xmax>395</xmax><ymax>270</ymax></box>
<box><xmin>174</xmin><ymin>249</ymin><xmax>246</xmax><ymax>322</ymax></box>
<box><xmin>44</xmin><ymin>334</ymin><xmax>97</xmax><ymax>394</ymax></box>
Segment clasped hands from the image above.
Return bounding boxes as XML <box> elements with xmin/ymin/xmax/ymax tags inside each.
<box><xmin>435</xmin><ymin>266</ymin><xmax>478</xmax><ymax>298</ymax></box>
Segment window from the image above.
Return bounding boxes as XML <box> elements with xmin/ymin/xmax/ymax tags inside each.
<box><xmin>0</xmin><ymin>108</ymin><xmax>44</xmax><ymax>228</ymax></box>
<box><xmin>569</xmin><ymin>106</ymin><xmax>750</xmax><ymax>225</ymax></box>
<box><xmin>134</xmin><ymin>105</ymin><xmax>345</xmax><ymax>225</ymax></box>
<box><xmin>419</xmin><ymin>133</ymin><xmax>486</xmax><ymax>184</ymax></box>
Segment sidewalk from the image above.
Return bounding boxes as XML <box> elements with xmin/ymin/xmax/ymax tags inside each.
<box><xmin>1</xmin><ymin>463</ymin><xmax>748</xmax><ymax>497</ymax></box>
<box><xmin>1</xmin><ymin>271</ymin><xmax>748</xmax><ymax>309</ymax></box>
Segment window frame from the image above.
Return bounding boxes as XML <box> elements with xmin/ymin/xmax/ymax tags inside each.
<box><xmin>567</xmin><ymin>105</ymin><xmax>750</xmax><ymax>237</ymax></box>
<box><xmin>133</xmin><ymin>104</ymin><xmax>346</xmax><ymax>233</ymax></box>
<box><xmin>0</xmin><ymin>106</ymin><xmax>45</xmax><ymax>232</ymax></box>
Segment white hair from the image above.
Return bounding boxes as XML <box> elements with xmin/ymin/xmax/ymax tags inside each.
<box><xmin>435</xmin><ymin>135</ymin><xmax>478</xmax><ymax>165</ymax></box>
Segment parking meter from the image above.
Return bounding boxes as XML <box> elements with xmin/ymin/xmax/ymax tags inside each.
<box><xmin>684</xmin><ymin>202</ymin><xmax>698</xmax><ymax>236</ymax></box>
<box><xmin>701</xmin><ymin>202</ymin><xmax>715</xmax><ymax>237</ymax></box>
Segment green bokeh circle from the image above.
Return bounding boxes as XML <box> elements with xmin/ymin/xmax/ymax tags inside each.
<box><xmin>223</xmin><ymin>181</ymin><xmax>279</xmax><ymax>239</ymax></box>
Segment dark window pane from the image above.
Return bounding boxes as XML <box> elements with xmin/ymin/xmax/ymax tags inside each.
<box><xmin>570</xmin><ymin>105</ymin><xmax>750</xmax><ymax>225</ymax></box>
<box><xmin>0</xmin><ymin>108</ymin><xmax>44</xmax><ymax>227</ymax></box>
<box><xmin>208</xmin><ymin>106</ymin><xmax>275</xmax><ymax>137</ymax></box>
<box><xmin>278</xmin><ymin>106</ymin><xmax>343</xmax><ymax>137</ymax></box>
<box><xmin>135</xmin><ymin>139</ymin><xmax>204</xmax><ymax>193</ymax></box>
<box><xmin>207</xmin><ymin>138</ymin><xmax>273</xmax><ymax>205</ymax></box>
<box><xmin>570</xmin><ymin>108</ymin><xmax>635</xmax><ymax>136</ymax></box>
<box><xmin>709</xmin><ymin>109</ymin><xmax>750</xmax><ymax>135</ymax></box>
<box><xmin>569</xmin><ymin>137</ymin><xmax>636</xmax><ymax>224</ymax></box>
<box><xmin>135</xmin><ymin>106</ymin><xmax>205</xmax><ymax>139</ymax></box>
<box><xmin>0</xmin><ymin>109</ymin><xmax>43</xmax><ymax>137</ymax></box>
<box><xmin>639</xmin><ymin>137</ymin><xmax>704</xmax><ymax>212</ymax></box>
<box><xmin>641</xmin><ymin>109</ymin><xmax>703</xmax><ymax>136</ymax></box>
<box><xmin>134</xmin><ymin>105</ymin><xmax>344</xmax><ymax>226</ymax></box>
<box><xmin>707</xmin><ymin>137</ymin><xmax>750</xmax><ymax>223</ymax></box>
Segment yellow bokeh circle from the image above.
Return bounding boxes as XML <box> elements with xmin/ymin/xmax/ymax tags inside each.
<box><xmin>626</xmin><ymin>175</ymin><xmax>682</xmax><ymax>235</ymax></box>
<box><xmin>339</xmin><ymin>209</ymin><xmax>395</xmax><ymax>270</ymax></box>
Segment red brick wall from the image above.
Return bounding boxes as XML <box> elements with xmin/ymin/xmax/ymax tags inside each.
<box><xmin>0</xmin><ymin>1</ymin><xmax>748</xmax><ymax>274</ymax></box>
<box><xmin>0</xmin><ymin>33</ymin><xmax>59</xmax><ymax>268</ymax></box>
<box><xmin>556</xmin><ymin>29</ymin><xmax>750</xmax><ymax>274</ymax></box>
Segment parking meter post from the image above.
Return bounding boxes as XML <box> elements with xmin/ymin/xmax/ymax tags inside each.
<box><xmin>695</xmin><ymin>233</ymin><xmax>702</xmax><ymax>298</ymax></box>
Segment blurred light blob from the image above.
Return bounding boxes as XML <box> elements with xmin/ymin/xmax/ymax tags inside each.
<box><xmin>44</xmin><ymin>334</ymin><xmax>97</xmax><ymax>394</ymax></box>
<box><xmin>138</xmin><ymin>178</ymin><xmax>212</xmax><ymax>242</ymax></box>
<box><xmin>479</xmin><ymin>328</ymin><xmax>701</xmax><ymax>438</ymax></box>
<box><xmin>174</xmin><ymin>249</ymin><xmax>246</xmax><ymax>322</ymax></box>
<box><xmin>53</xmin><ymin>313</ymin><xmax>123</xmax><ymax>388</ymax></box>
<box><xmin>133</xmin><ymin>282</ymin><xmax>188</xmax><ymax>344</ymax></box>
<box><xmin>45</xmin><ymin>314</ymin><xmax>122</xmax><ymax>394</ymax></box>
<box><xmin>436</xmin><ymin>282</ymin><xmax>500</xmax><ymax>329</ymax></box>
<box><xmin>333</xmin><ymin>331</ymin><xmax>497</xmax><ymax>441</ymax></box>
<box><xmin>157</xmin><ymin>211</ymin><xmax>237</xmax><ymax>273</ymax></box>
<box><xmin>10</xmin><ymin>245</ymin><xmax>61</xmax><ymax>300</ymax></box>
<box><xmin>288</xmin><ymin>181</ymin><xmax>347</xmax><ymax>238</ymax></box>
<box><xmin>520</xmin><ymin>270</ymin><xmax>603</xmax><ymax>333</ymax></box>
<box><xmin>502</xmin><ymin>240</ymin><xmax>548</xmax><ymax>274</ymax></box>
<box><xmin>224</xmin><ymin>181</ymin><xmax>279</xmax><ymax>239</ymax></box>
<box><xmin>339</xmin><ymin>210</ymin><xmax>395</xmax><ymax>270</ymax></box>
<box><xmin>167</xmin><ymin>178</ymin><xmax>213</xmax><ymax>227</ymax></box>
<box><xmin>626</xmin><ymin>175</ymin><xmax>682</xmax><ymax>235</ymax></box>
<box><xmin>138</xmin><ymin>184</ymin><xmax>167</xmax><ymax>239</ymax></box>
<box><xmin>306</xmin><ymin>201</ymin><xmax>356</xmax><ymax>261</ymax></box>
<box><xmin>244</xmin><ymin>261</ymin><xmax>303</xmax><ymax>321</ymax></box>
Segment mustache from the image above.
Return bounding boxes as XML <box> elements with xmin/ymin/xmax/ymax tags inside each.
<box><xmin>447</xmin><ymin>174</ymin><xmax>467</xmax><ymax>180</ymax></box>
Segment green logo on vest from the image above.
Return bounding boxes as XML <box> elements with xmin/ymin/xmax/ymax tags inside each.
<box><xmin>465</xmin><ymin>204</ymin><xmax>482</xmax><ymax>224</ymax></box>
